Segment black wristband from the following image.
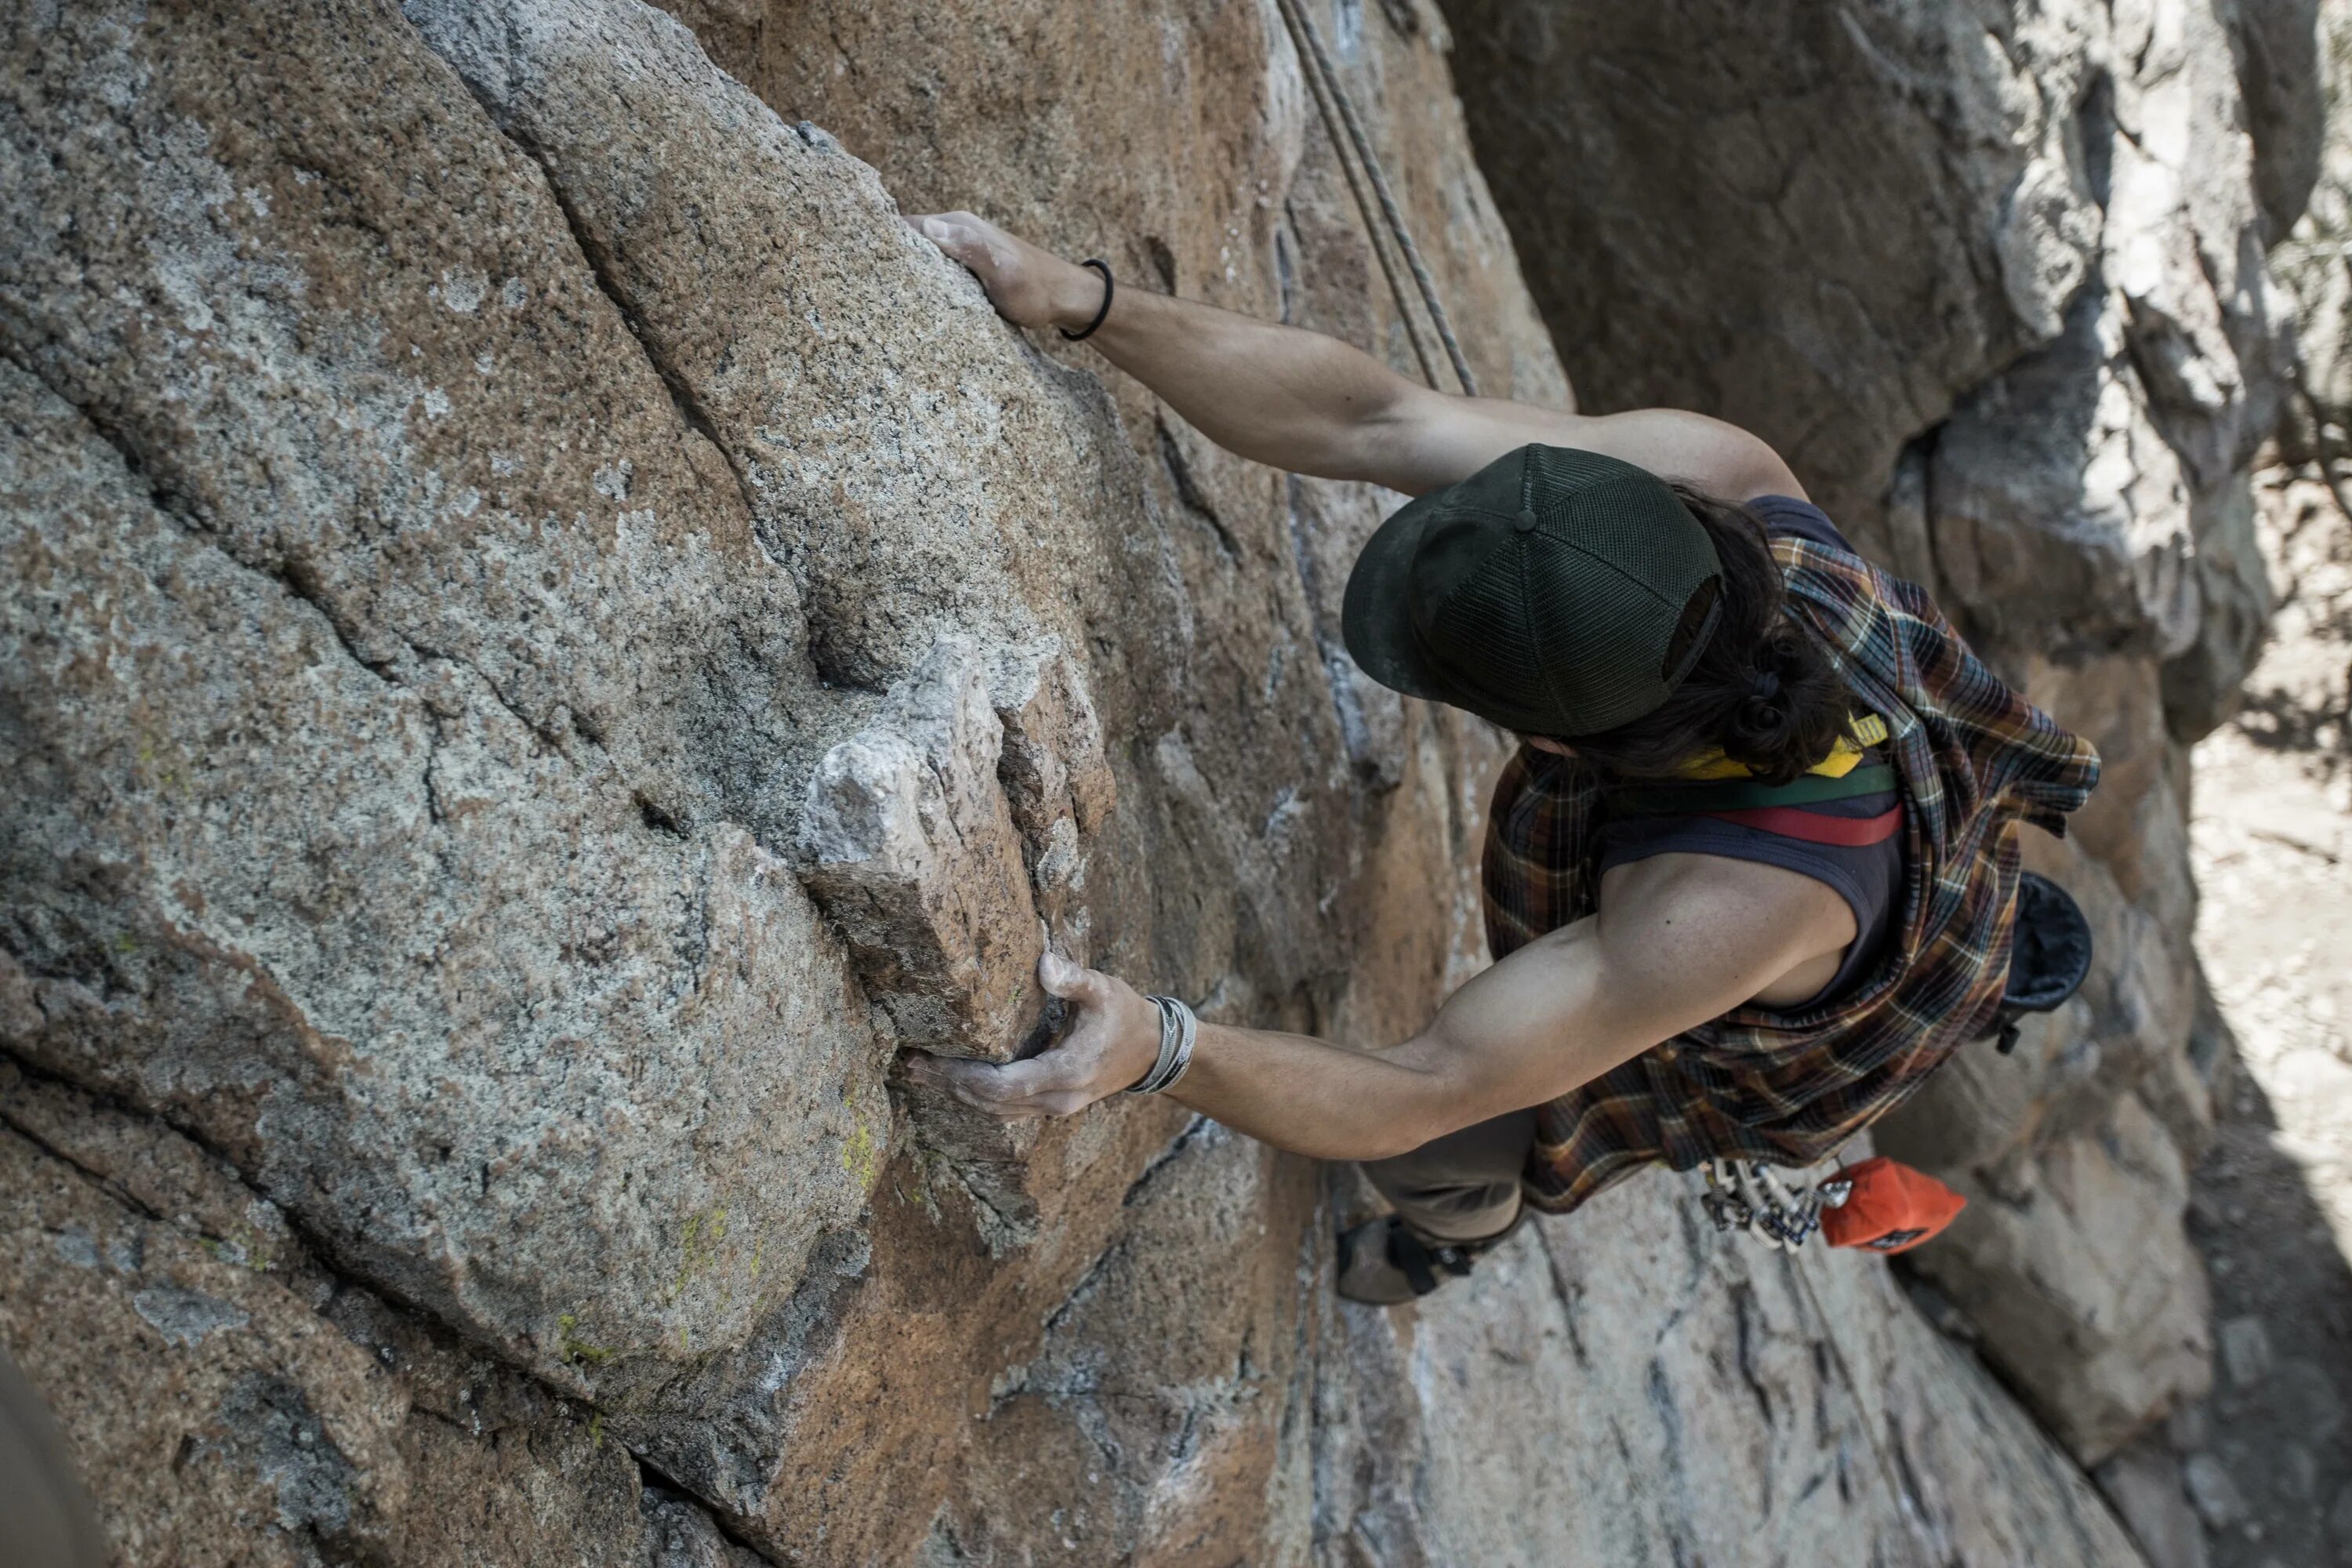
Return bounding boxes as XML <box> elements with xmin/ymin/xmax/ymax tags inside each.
<box><xmin>1059</xmin><ymin>259</ymin><xmax>1114</xmax><ymax>341</ymax></box>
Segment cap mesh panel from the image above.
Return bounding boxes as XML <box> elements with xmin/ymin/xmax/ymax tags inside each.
<box><xmin>1381</xmin><ymin>443</ymin><xmax>1730</xmax><ymax>735</ymax></box>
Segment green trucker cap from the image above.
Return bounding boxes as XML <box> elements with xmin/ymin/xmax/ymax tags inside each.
<box><xmin>1341</xmin><ymin>444</ymin><xmax>1725</xmax><ymax>737</ymax></box>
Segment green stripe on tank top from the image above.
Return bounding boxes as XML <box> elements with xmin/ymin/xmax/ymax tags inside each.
<box><xmin>1602</xmin><ymin>762</ymin><xmax>1899</xmax><ymax>818</ymax></box>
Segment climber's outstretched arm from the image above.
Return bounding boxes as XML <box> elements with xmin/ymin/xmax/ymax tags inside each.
<box><xmin>901</xmin><ymin>854</ymin><xmax>1853</xmax><ymax>1162</ymax></box>
<box><xmin>906</xmin><ymin>211</ymin><xmax>1805</xmax><ymax>503</ymax></box>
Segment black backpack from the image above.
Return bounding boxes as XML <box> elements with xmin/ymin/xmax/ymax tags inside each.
<box><xmin>1988</xmin><ymin>871</ymin><xmax>2094</xmax><ymax>1054</ymax></box>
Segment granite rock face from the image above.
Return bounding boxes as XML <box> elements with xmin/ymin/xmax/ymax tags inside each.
<box><xmin>0</xmin><ymin>0</ymin><xmax>2176</xmax><ymax>1562</ymax></box>
<box><xmin>1441</xmin><ymin>0</ymin><xmax>2312</xmax><ymax>1467</ymax></box>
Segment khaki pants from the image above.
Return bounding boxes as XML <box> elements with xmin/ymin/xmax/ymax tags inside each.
<box><xmin>1360</xmin><ymin>1106</ymin><xmax>1537</xmax><ymax>1243</ymax></box>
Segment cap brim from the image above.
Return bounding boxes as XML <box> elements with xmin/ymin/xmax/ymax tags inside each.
<box><xmin>1340</xmin><ymin>491</ymin><xmax>1453</xmax><ymax>706</ymax></box>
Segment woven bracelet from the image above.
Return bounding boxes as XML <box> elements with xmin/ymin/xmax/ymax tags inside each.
<box><xmin>1127</xmin><ymin>996</ymin><xmax>1181</xmax><ymax>1094</ymax></box>
<box><xmin>1131</xmin><ymin>996</ymin><xmax>1198</xmax><ymax>1094</ymax></box>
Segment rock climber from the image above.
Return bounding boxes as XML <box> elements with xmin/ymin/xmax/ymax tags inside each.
<box><xmin>898</xmin><ymin>212</ymin><xmax>2100</xmax><ymax>1303</ymax></box>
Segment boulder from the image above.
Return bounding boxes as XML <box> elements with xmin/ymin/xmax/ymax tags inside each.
<box><xmin>0</xmin><ymin>1062</ymin><xmax>684</xmax><ymax>1566</ymax></box>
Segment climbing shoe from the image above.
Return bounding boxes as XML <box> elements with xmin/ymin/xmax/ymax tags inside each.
<box><xmin>1335</xmin><ymin>1211</ymin><xmax>1522</xmax><ymax>1305</ymax></box>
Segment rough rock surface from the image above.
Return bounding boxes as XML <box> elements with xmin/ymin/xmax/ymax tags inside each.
<box><xmin>0</xmin><ymin>0</ymin><xmax>2189</xmax><ymax>1562</ymax></box>
<box><xmin>2172</xmin><ymin>20</ymin><xmax>2352</xmax><ymax>1544</ymax></box>
<box><xmin>2278</xmin><ymin>0</ymin><xmax>2352</xmax><ymax>438</ymax></box>
<box><xmin>1439</xmin><ymin>0</ymin><xmax>2314</xmax><ymax>1468</ymax></box>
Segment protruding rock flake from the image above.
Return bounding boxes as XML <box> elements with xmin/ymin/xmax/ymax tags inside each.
<box><xmin>800</xmin><ymin>638</ymin><xmax>1049</xmax><ymax>1059</ymax></box>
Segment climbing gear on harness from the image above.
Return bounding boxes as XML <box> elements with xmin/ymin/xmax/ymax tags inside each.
<box><xmin>1690</xmin><ymin>877</ymin><xmax>2085</xmax><ymax>1252</ymax></box>
<box><xmin>1059</xmin><ymin>258</ymin><xmax>1114</xmax><ymax>342</ymax></box>
<box><xmin>1984</xmin><ymin>870</ymin><xmax>2092</xmax><ymax>1054</ymax></box>
<box><xmin>1690</xmin><ymin>877</ymin><xmax>2088</xmax><ymax>1254</ymax></box>
<box><xmin>1128</xmin><ymin>994</ymin><xmax>1200</xmax><ymax>1094</ymax></box>
<box><xmin>1696</xmin><ymin>1153</ymin><xmax>1965</xmax><ymax>1256</ymax></box>
<box><xmin>1335</xmin><ymin>1209</ymin><xmax>1523</xmax><ymax>1305</ymax></box>
<box><xmin>1697</xmin><ymin>1159</ymin><xmax>1851</xmax><ymax>1250</ymax></box>
<box><xmin>1817</xmin><ymin>1156</ymin><xmax>1967</xmax><ymax>1254</ymax></box>
<box><xmin>1272</xmin><ymin>0</ymin><xmax>1478</xmax><ymax>397</ymax></box>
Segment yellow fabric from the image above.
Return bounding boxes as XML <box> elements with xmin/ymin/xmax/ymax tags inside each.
<box><xmin>1675</xmin><ymin>713</ymin><xmax>1889</xmax><ymax>781</ymax></box>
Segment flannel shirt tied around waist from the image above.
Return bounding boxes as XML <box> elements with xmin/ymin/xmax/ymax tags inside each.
<box><xmin>1483</xmin><ymin>532</ymin><xmax>2101</xmax><ymax>1215</ymax></box>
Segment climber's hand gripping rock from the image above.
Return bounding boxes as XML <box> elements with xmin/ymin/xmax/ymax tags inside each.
<box><xmin>900</xmin><ymin>953</ymin><xmax>1163</xmax><ymax>1118</ymax></box>
<box><xmin>903</xmin><ymin>212</ymin><xmax>1108</xmax><ymax>332</ymax></box>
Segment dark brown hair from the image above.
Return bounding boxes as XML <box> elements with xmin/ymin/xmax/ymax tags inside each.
<box><xmin>1554</xmin><ymin>487</ymin><xmax>1850</xmax><ymax>785</ymax></box>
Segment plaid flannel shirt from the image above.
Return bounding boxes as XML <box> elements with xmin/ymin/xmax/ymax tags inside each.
<box><xmin>1484</xmin><ymin>532</ymin><xmax>2100</xmax><ymax>1214</ymax></box>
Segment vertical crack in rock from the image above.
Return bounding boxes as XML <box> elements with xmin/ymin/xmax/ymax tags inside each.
<box><xmin>405</xmin><ymin>3</ymin><xmax>775</xmax><ymax>560</ymax></box>
<box><xmin>1156</xmin><ymin>417</ymin><xmax>1244</xmax><ymax>561</ymax></box>
<box><xmin>1120</xmin><ymin>1114</ymin><xmax>1212</xmax><ymax>1207</ymax></box>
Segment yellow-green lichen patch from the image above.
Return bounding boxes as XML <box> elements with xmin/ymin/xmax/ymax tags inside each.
<box><xmin>668</xmin><ymin>1205</ymin><xmax>730</xmax><ymax>1301</ymax></box>
<box><xmin>840</xmin><ymin>1120</ymin><xmax>879</xmax><ymax>1187</ymax></box>
<box><xmin>196</xmin><ymin>1230</ymin><xmax>277</xmax><ymax>1272</ymax></box>
<box><xmin>556</xmin><ymin>1312</ymin><xmax>614</xmax><ymax>1367</ymax></box>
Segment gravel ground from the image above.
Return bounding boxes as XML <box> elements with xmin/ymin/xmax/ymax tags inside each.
<box><xmin>2183</xmin><ymin>465</ymin><xmax>2352</xmax><ymax>1568</ymax></box>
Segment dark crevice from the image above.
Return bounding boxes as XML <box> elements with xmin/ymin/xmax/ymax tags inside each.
<box><xmin>635</xmin><ymin>1458</ymin><xmax>783</xmax><ymax>1566</ymax></box>
<box><xmin>419</xmin><ymin>713</ymin><xmax>449</xmax><ymax>828</ymax></box>
<box><xmin>1040</xmin><ymin>1237</ymin><xmax>1125</xmax><ymax>1340</ymax></box>
<box><xmin>274</xmin><ymin>554</ymin><xmax>397</xmax><ymax>683</ymax></box>
<box><xmin>2075</xmin><ymin>67</ymin><xmax>2116</xmax><ymax>210</ymax></box>
<box><xmin>1534</xmin><ymin>1225</ymin><xmax>1592</xmax><ymax>1367</ymax></box>
<box><xmin>4</xmin><ymin>1044</ymin><xmax>317</xmax><ymax>1260</ymax></box>
<box><xmin>1144</xmin><ymin>234</ymin><xmax>1178</xmax><ymax>294</ymax></box>
<box><xmin>1281</xmin><ymin>472</ymin><xmax>1393</xmax><ymax>788</ymax></box>
<box><xmin>636</xmin><ymin>793</ymin><xmax>691</xmax><ymax>839</ymax></box>
<box><xmin>1276</xmin><ymin>209</ymin><xmax>1301</xmax><ymax>325</ymax></box>
<box><xmin>543</xmin><ymin>177</ymin><xmax>766</xmax><ymax>539</ymax></box>
<box><xmin>1729</xmin><ymin>1282</ymin><xmax>1776</xmax><ymax>1429</ymax></box>
<box><xmin>2</xmin><ymin>1091</ymin><xmax>172</xmax><ymax>1231</ymax></box>
<box><xmin>1121</xmin><ymin>1112</ymin><xmax>1210</xmax><ymax>1207</ymax></box>
<box><xmin>1156</xmin><ymin>418</ymin><xmax>1243</xmax><ymax>561</ymax></box>
<box><xmin>0</xmin><ymin>337</ymin><xmax>211</xmax><ymax>541</ymax></box>
<box><xmin>395</xmin><ymin>634</ymin><xmax>568</xmax><ymax>753</ymax></box>
<box><xmin>899</xmin><ymin>1111</ymin><xmax>1040</xmax><ymax>1252</ymax></box>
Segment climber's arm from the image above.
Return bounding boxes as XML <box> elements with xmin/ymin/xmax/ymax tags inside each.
<box><xmin>901</xmin><ymin>855</ymin><xmax>1853</xmax><ymax>1161</ymax></box>
<box><xmin>906</xmin><ymin>210</ymin><xmax>1805</xmax><ymax>503</ymax></box>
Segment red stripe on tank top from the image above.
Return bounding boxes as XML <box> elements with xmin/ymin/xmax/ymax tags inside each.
<box><xmin>1687</xmin><ymin>804</ymin><xmax>1905</xmax><ymax>847</ymax></box>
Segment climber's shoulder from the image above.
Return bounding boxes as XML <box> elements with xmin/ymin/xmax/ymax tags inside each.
<box><xmin>1371</xmin><ymin>390</ymin><xmax>1806</xmax><ymax>505</ymax></box>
